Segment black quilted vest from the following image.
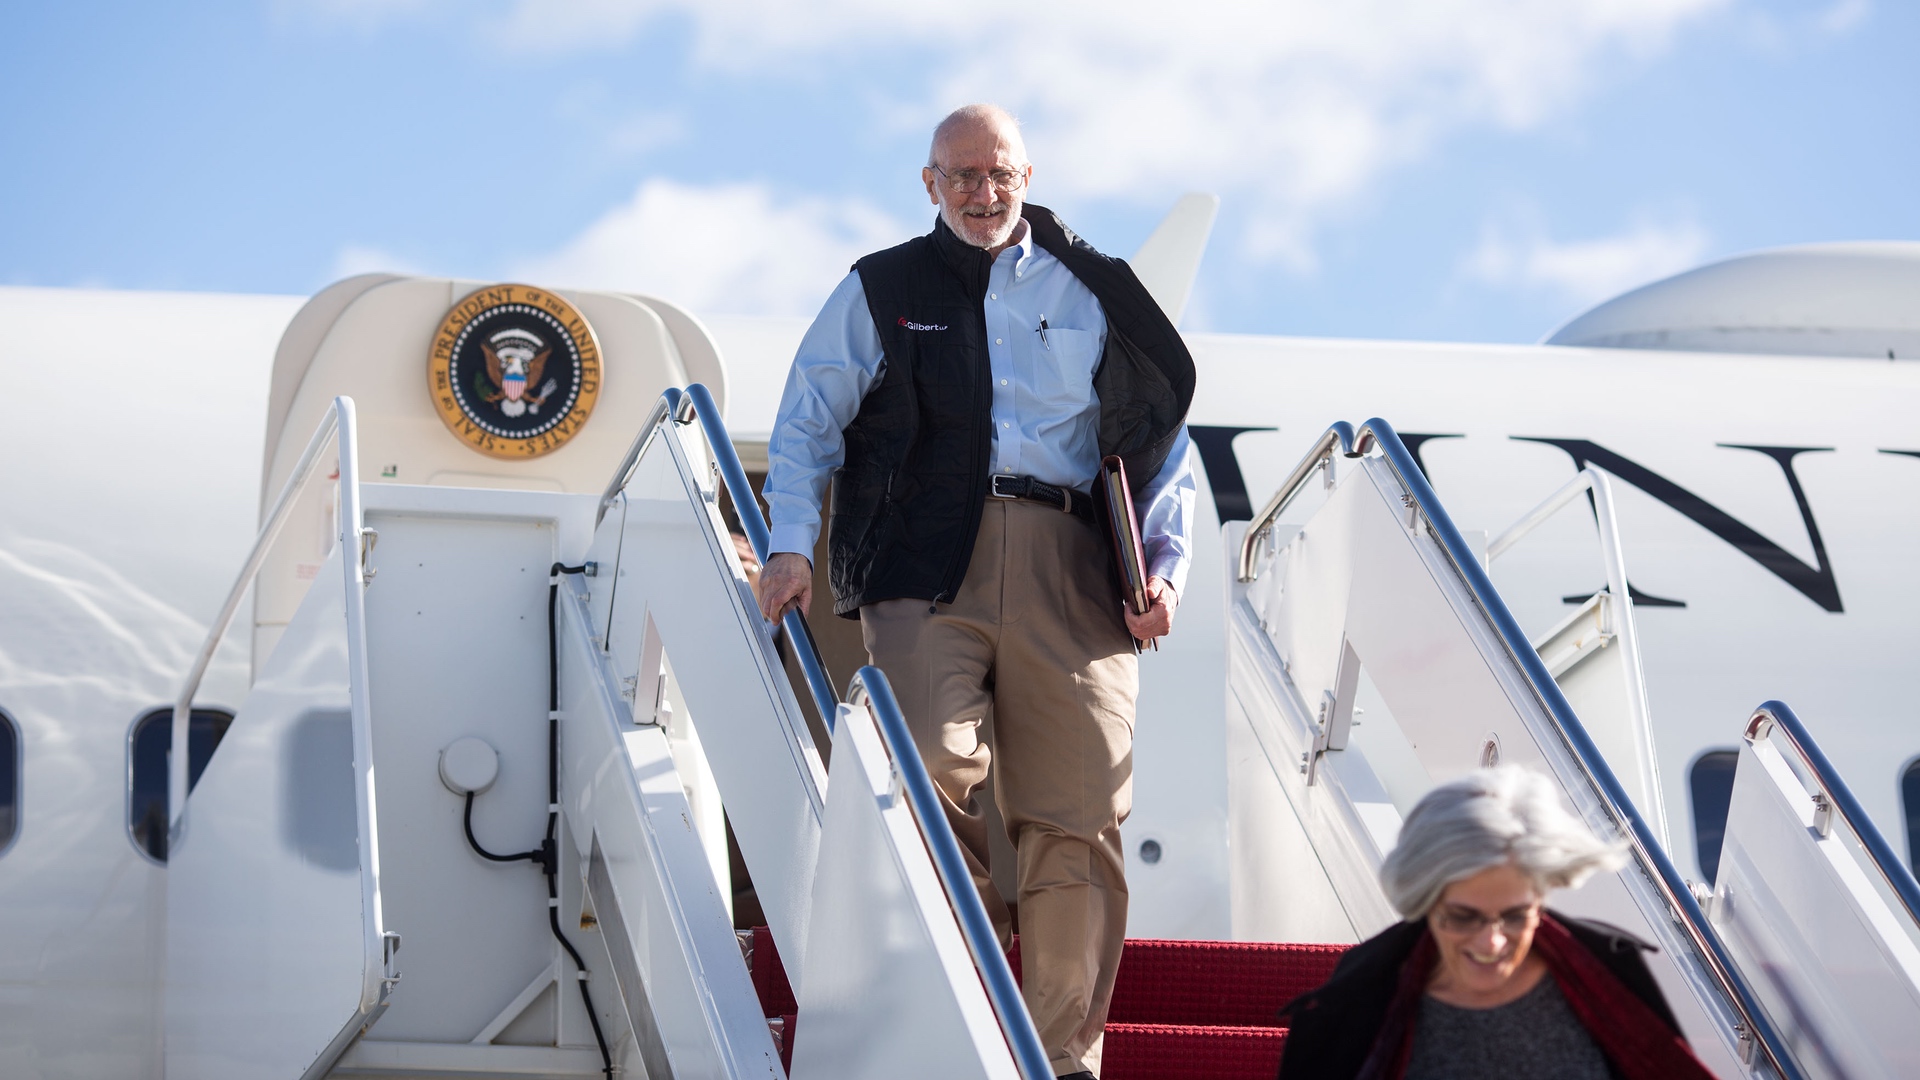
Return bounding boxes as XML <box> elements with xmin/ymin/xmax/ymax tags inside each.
<box><xmin>829</xmin><ymin>204</ymin><xmax>1195</xmax><ymax>618</ymax></box>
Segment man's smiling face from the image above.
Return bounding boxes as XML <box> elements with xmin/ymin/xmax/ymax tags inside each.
<box><xmin>923</xmin><ymin>110</ymin><xmax>1030</xmax><ymax>255</ymax></box>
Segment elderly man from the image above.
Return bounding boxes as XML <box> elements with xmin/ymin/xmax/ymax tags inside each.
<box><xmin>756</xmin><ymin>103</ymin><xmax>1195</xmax><ymax>1078</ymax></box>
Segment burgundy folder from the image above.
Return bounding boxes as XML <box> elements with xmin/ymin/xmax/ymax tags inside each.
<box><xmin>1096</xmin><ymin>455</ymin><xmax>1156</xmax><ymax>652</ymax></box>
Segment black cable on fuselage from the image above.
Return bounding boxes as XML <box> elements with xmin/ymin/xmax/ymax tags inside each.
<box><xmin>459</xmin><ymin>561</ymin><xmax>612</xmax><ymax>1077</ymax></box>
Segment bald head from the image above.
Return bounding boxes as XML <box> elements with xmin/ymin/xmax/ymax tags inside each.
<box><xmin>928</xmin><ymin>103</ymin><xmax>1026</xmax><ymax>167</ymax></box>
<box><xmin>923</xmin><ymin>103</ymin><xmax>1031</xmax><ymax>256</ymax></box>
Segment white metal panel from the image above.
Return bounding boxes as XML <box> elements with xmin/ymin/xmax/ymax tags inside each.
<box><xmin>1227</xmin><ymin>595</ymin><xmax>1392</xmax><ymax>941</ymax></box>
<box><xmin>789</xmin><ymin>702</ymin><xmax>1017</xmax><ymax>1080</ymax></box>
<box><xmin>556</xmin><ymin>576</ymin><xmax>783</xmax><ymax>1080</ymax></box>
<box><xmin>1713</xmin><ymin>739</ymin><xmax>1920</xmax><ymax>1079</ymax></box>
<box><xmin>585</xmin><ymin>420</ymin><xmax>825</xmax><ymax>981</ymax></box>
<box><xmin>166</xmin><ymin>548</ymin><xmax>383</xmax><ymax>1078</ymax></box>
<box><xmin>1223</xmin><ymin>626</ymin><xmax>1360</xmax><ymax>943</ymax></box>
<box><xmin>353</xmin><ymin>503</ymin><xmax>574</xmax><ymax>1042</ymax></box>
<box><xmin>1545</xmin><ymin>603</ymin><xmax>1669</xmax><ymax>841</ymax></box>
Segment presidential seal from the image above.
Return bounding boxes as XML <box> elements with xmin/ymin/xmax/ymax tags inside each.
<box><xmin>428</xmin><ymin>284</ymin><xmax>602</xmax><ymax>459</ymax></box>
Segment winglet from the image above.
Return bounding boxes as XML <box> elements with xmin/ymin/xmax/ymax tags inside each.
<box><xmin>1130</xmin><ymin>193</ymin><xmax>1220</xmax><ymax>325</ymax></box>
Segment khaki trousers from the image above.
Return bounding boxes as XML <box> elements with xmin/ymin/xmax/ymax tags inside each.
<box><xmin>861</xmin><ymin>498</ymin><xmax>1138</xmax><ymax>1077</ymax></box>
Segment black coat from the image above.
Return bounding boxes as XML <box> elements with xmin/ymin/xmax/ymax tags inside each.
<box><xmin>1276</xmin><ymin>910</ymin><xmax>1681</xmax><ymax>1079</ymax></box>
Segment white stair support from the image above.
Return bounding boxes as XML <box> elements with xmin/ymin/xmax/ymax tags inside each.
<box><xmin>471</xmin><ymin>958</ymin><xmax>562</xmax><ymax>1045</ymax></box>
<box><xmin>167</xmin><ymin>398</ymin><xmax>393</xmax><ymax>1080</ymax></box>
<box><xmin>584</xmin><ymin>408</ymin><xmax>827</xmax><ymax>983</ymax></box>
<box><xmin>333</xmin><ymin>1040</ymin><xmax>606</xmax><ymax>1076</ymax></box>
<box><xmin>557</xmin><ymin>573</ymin><xmax>785</xmax><ymax>1079</ymax></box>
<box><xmin>1710</xmin><ymin>720</ymin><xmax>1920</xmax><ymax>1079</ymax></box>
<box><xmin>167</xmin><ymin>548</ymin><xmax>389</xmax><ymax>1079</ymax></box>
<box><xmin>1487</xmin><ymin>466</ymin><xmax>1667</xmax><ymax>847</ymax></box>
<box><xmin>1233</xmin><ymin>427</ymin><xmax>1756</xmax><ymax>1077</ymax></box>
<box><xmin>788</xmin><ymin>702</ymin><xmax>1019</xmax><ymax>1080</ymax></box>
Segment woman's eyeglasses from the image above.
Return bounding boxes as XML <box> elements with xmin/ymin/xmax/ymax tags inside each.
<box><xmin>1433</xmin><ymin>903</ymin><xmax>1539</xmax><ymax>937</ymax></box>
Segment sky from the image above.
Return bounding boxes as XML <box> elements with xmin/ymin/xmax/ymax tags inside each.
<box><xmin>2</xmin><ymin>0</ymin><xmax>1914</xmax><ymax>344</ymax></box>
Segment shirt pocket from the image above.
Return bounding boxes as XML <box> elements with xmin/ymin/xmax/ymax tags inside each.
<box><xmin>1032</xmin><ymin>327</ymin><xmax>1100</xmax><ymax>413</ymax></box>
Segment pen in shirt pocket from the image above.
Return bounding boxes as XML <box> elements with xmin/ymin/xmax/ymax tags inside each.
<box><xmin>1037</xmin><ymin>315</ymin><xmax>1051</xmax><ymax>350</ymax></box>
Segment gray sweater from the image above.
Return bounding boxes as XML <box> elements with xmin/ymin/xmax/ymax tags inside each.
<box><xmin>1403</xmin><ymin>975</ymin><xmax>1613</xmax><ymax>1080</ymax></box>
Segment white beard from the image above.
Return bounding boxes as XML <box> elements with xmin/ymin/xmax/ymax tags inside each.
<box><xmin>942</xmin><ymin>197</ymin><xmax>1022</xmax><ymax>251</ymax></box>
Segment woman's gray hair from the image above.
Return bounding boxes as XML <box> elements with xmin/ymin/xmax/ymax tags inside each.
<box><xmin>1379</xmin><ymin>765</ymin><xmax>1628</xmax><ymax>920</ymax></box>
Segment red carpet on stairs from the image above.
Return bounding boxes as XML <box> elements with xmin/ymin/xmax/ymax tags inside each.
<box><xmin>747</xmin><ymin>927</ymin><xmax>1347</xmax><ymax>1079</ymax></box>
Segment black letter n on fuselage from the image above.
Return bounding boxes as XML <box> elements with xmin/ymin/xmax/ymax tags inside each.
<box><xmin>1515</xmin><ymin>438</ymin><xmax>1843</xmax><ymax>614</ymax></box>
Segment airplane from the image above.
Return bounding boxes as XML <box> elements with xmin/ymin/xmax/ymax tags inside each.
<box><xmin>0</xmin><ymin>194</ymin><xmax>1915</xmax><ymax>1078</ymax></box>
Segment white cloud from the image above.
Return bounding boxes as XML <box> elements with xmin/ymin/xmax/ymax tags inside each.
<box><xmin>290</xmin><ymin>0</ymin><xmax>1766</xmax><ymax>276</ymax></box>
<box><xmin>1818</xmin><ymin>0</ymin><xmax>1870</xmax><ymax>35</ymax></box>
<box><xmin>486</xmin><ymin>0</ymin><xmax>1731</xmax><ymax>267</ymax></box>
<box><xmin>1462</xmin><ymin>213</ymin><xmax>1710</xmax><ymax>305</ymax></box>
<box><xmin>512</xmin><ymin>179</ymin><xmax>910</xmax><ymax>316</ymax></box>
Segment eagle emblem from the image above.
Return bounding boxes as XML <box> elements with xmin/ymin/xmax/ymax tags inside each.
<box><xmin>427</xmin><ymin>284</ymin><xmax>602</xmax><ymax>459</ymax></box>
<box><xmin>480</xmin><ymin>328</ymin><xmax>558</xmax><ymax>418</ymax></box>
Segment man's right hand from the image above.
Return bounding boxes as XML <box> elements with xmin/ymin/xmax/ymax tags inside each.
<box><xmin>756</xmin><ymin>552</ymin><xmax>814</xmax><ymax>623</ymax></box>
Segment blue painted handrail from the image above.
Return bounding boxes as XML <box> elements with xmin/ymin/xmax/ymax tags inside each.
<box><xmin>596</xmin><ymin>384</ymin><xmax>841</xmax><ymax>729</ymax></box>
<box><xmin>1348</xmin><ymin>417</ymin><xmax>1802</xmax><ymax>1080</ymax></box>
<box><xmin>848</xmin><ymin>665</ymin><xmax>1054</xmax><ymax>1080</ymax></box>
<box><xmin>674</xmin><ymin>383</ymin><xmax>841</xmax><ymax>728</ymax></box>
<box><xmin>1749</xmin><ymin>700</ymin><xmax>1920</xmax><ymax>928</ymax></box>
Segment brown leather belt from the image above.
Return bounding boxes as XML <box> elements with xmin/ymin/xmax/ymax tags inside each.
<box><xmin>990</xmin><ymin>473</ymin><xmax>1096</xmax><ymax>524</ymax></box>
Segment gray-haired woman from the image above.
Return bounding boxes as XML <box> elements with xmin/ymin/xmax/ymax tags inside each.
<box><xmin>1277</xmin><ymin>765</ymin><xmax>1714</xmax><ymax>1080</ymax></box>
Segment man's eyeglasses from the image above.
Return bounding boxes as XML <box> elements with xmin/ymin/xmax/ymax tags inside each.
<box><xmin>1432</xmin><ymin>903</ymin><xmax>1539</xmax><ymax>937</ymax></box>
<box><xmin>931</xmin><ymin>165</ymin><xmax>1029</xmax><ymax>194</ymax></box>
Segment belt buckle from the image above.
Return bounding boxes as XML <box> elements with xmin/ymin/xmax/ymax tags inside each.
<box><xmin>990</xmin><ymin>474</ymin><xmax>1021</xmax><ymax>499</ymax></box>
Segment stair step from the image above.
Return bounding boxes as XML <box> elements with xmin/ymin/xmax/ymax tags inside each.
<box><xmin>744</xmin><ymin>927</ymin><xmax>1347</xmax><ymax>1073</ymax></box>
<box><xmin>1103</xmin><ymin>1023</ymin><xmax>1289</xmax><ymax>1080</ymax></box>
<box><xmin>747</xmin><ymin>925</ymin><xmax>797</xmax><ymax>1016</ymax></box>
<box><xmin>1010</xmin><ymin>937</ymin><xmax>1349</xmax><ymax>1027</ymax></box>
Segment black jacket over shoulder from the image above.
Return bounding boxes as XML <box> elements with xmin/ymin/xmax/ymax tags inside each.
<box><xmin>1276</xmin><ymin>911</ymin><xmax>1679</xmax><ymax>1080</ymax></box>
<box><xmin>828</xmin><ymin>205</ymin><xmax>1195</xmax><ymax>617</ymax></box>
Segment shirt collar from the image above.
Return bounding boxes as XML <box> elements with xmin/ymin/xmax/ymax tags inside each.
<box><xmin>996</xmin><ymin>217</ymin><xmax>1034</xmax><ymax>273</ymax></box>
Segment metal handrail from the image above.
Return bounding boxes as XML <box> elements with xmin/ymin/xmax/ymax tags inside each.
<box><xmin>169</xmin><ymin>396</ymin><xmax>359</xmax><ymax>834</ymax></box>
<box><xmin>1485</xmin><ymin>466</ymin><xmax>1667</xmax><ymax>848</ymax></box>
<box><xmin>1346</xmin><ymin>417</ymin><xmax>1801</xmax><ymax>1079</ymax></box>
<box><xmin>1747</xmin><ymin>700</ymin><xmax>1920</xmax><ymax>929</ymax></box>
<box><xmin>847</xmin><ymin>666</ymin><xmax>1053</xmax><ymax>1080</ymax></box>
<box><xmin>1487</xmin><ymin>466</ymin><xmax>1600</xmax><ymax>559</ymax></box>
<box><xmin>596</xmin><ymin>384</ymin><xmax>840</xmax><ymax>728</ymax></box>
<box><xmin>1237</xmin><ymin>421</ymin><xmax>1355</xmax><ymax>581</ymax></box>
<box><xmin>169</xmin><ymin>394</ymin><xmax>393</xmax><ymax>1015</ymax></box>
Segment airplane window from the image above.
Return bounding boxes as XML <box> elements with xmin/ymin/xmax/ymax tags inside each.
<box><xmin>1903</xmin><ymin>759</ymin><xmax>1920</xmax><ymax>877</ymax></box>
<box><xmin>0</xmin><ymin>710</ymin><xmax>17</xmax><ymax>854</ymax></box>
<box><xmin>1689</xmin><ymin>750</ymin><xmax>1739</xmax><ymax>885</ymax></box>
<box><xmin>128</xmin><ymin>708</ymin><xmax>234</xmax><ymax>863</ymax></box>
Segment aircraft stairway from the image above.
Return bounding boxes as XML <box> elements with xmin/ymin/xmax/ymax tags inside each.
<box><xmin>1225</xmin><ymin>417</ymin><xmax>1920</xmax><ymax>1079</ymax></box>
<box><xmin>1699</xmin><ymin>700</ymin><xmax>1920</xmax><ymax>1078</ymax></box>
<box><xmin>162</xmin><ymin>387</ymin><xmax>1057</xmax><ymax>1079</ymax></box>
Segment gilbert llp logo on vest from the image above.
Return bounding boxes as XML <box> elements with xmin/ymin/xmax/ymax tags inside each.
<box><xmin>898</xmin><ymin>316</ymin><xmax>949</xmax><ymax>332</ymax></box>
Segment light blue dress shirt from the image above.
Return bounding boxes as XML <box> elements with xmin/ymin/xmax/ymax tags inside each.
<box><xmin>765</xmin><ymin>220</ymin><xmax>1196</xmax><ymax>596</ymax></box>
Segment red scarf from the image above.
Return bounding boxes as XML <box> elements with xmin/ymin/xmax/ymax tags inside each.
<box><xmin>1355</xmin><ymin>913</ymin><xmax>1716</xmax><ymax>1080</ymax></box>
